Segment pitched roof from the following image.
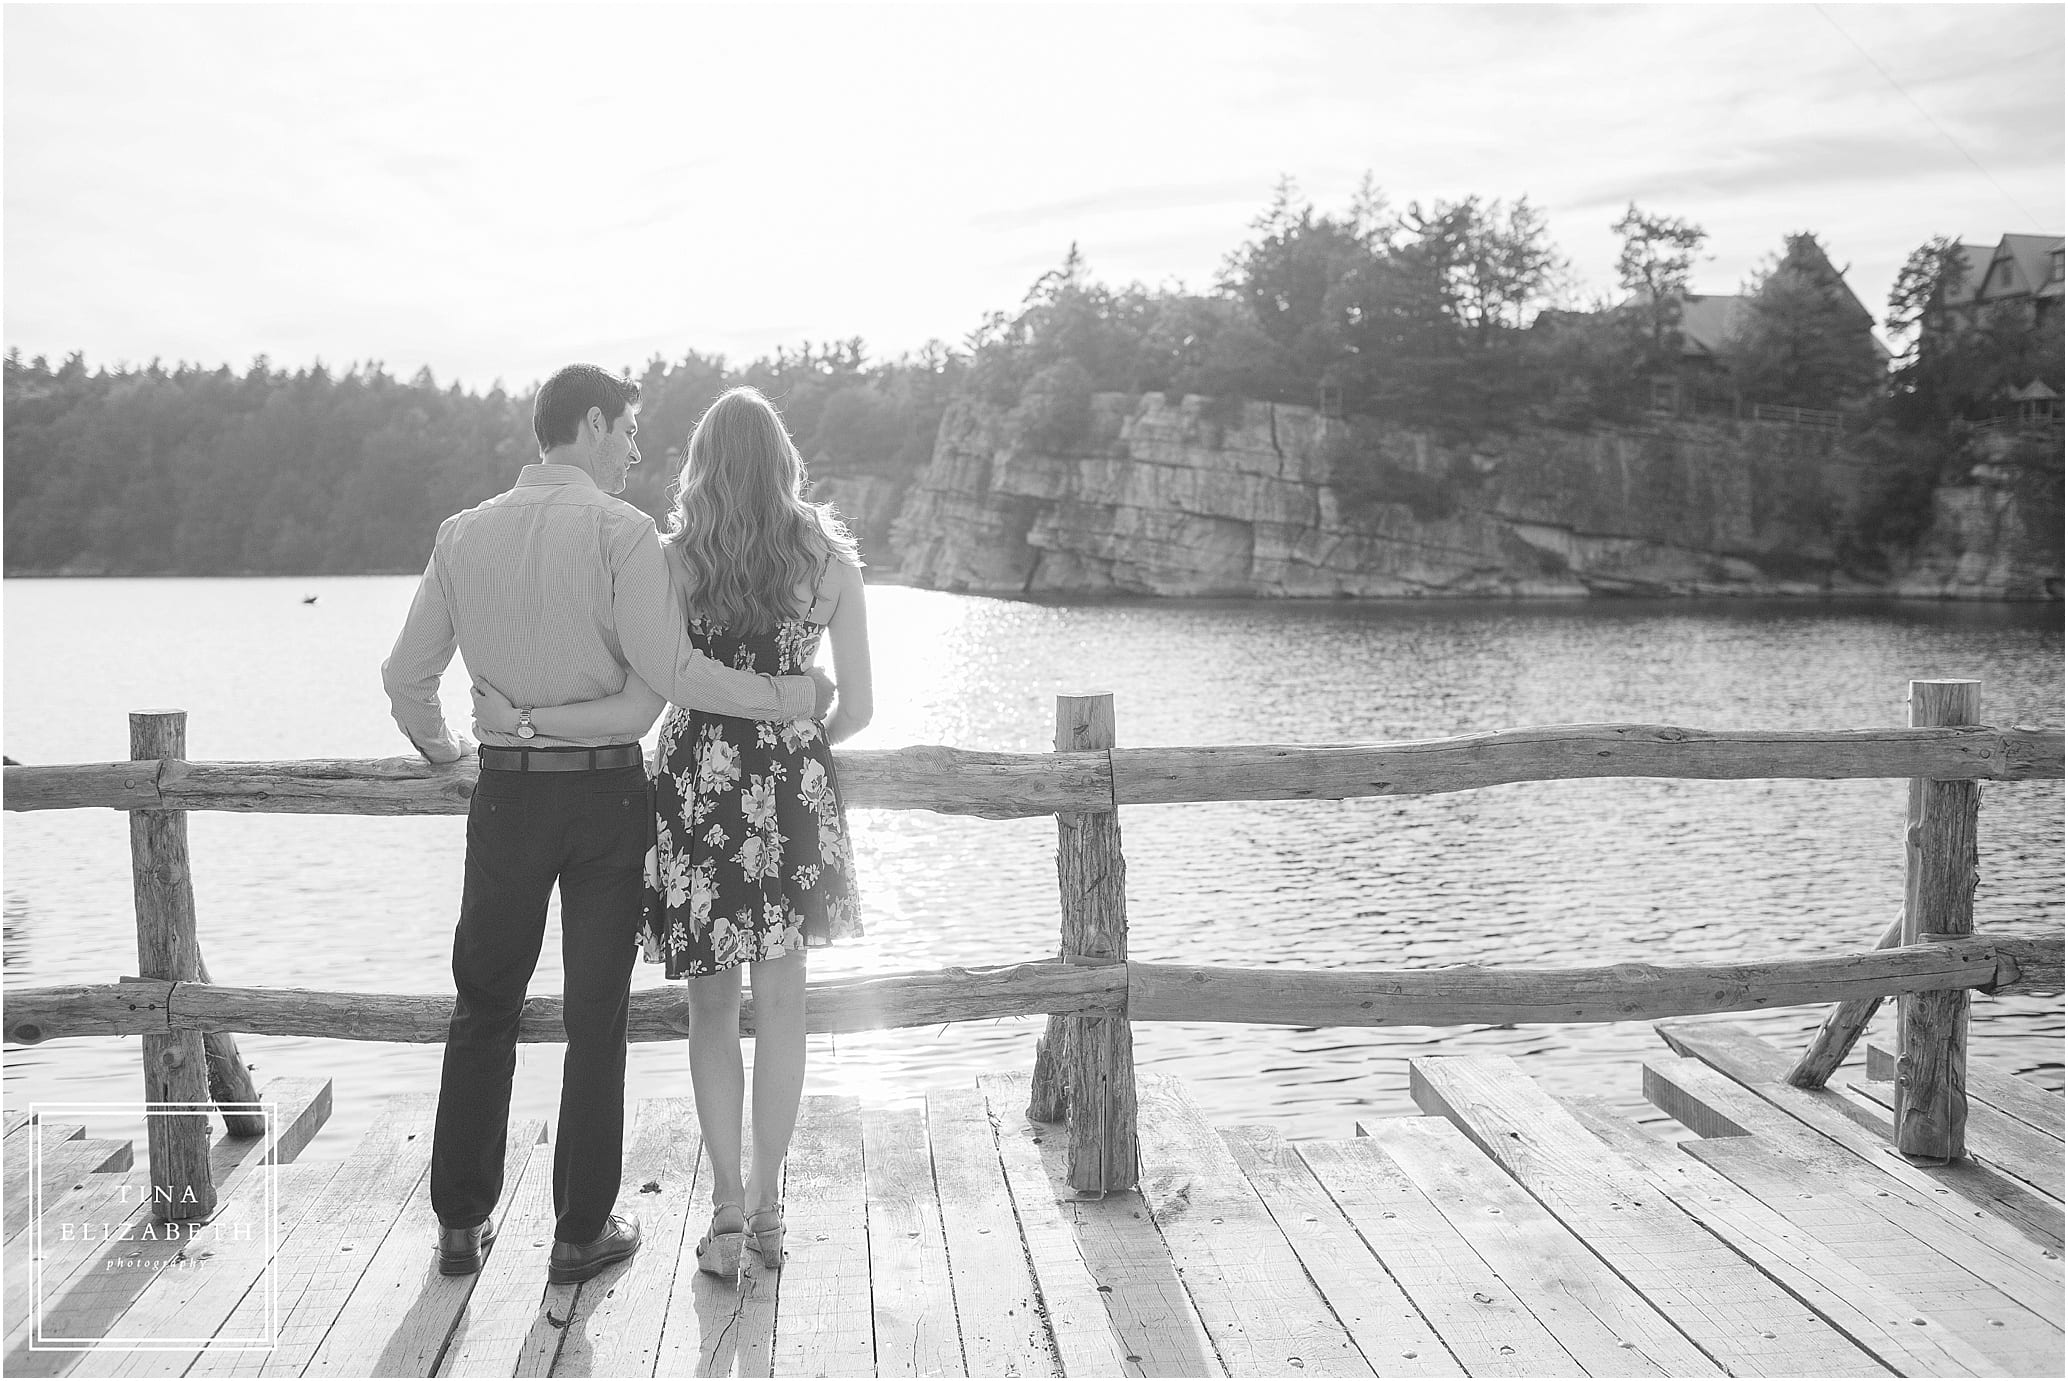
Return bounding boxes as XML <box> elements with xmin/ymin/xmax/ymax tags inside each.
<box><xmin>1676</xmin><ymin>294</ymin><xmax>1749</xmax><ymax>357</ymax></box>
<box><xmin>1999</xmin><ymin>233</ymin><xmax>2062</xmax><ymax>295</ymax></box>
<box><xmin>1950</xmin><ymin>232</ymin><xmax>2065</xmax><ymax>305</ymax></box>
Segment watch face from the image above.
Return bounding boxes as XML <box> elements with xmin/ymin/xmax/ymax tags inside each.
<box><xmin>517</xmin><ymin>723</ymin><xmax>534</xmax><ymax>739</ymax></box>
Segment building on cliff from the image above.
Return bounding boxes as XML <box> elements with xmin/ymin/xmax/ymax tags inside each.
<box><xmin>1943</xmin><ymin>232</ymin><xmax>2066</xmax><ymax>332</ymax></box>
<box><xmin>1932</xmin><ymin>232</ymin><xmax>2067</xmax><ymax>428</ymax></box>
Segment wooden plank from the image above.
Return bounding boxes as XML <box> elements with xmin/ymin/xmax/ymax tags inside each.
<box><xmin>1219</xmin><ymin>1126</ymin><xmax>1461</xmax><ymax>1377</ymax></box>
<box><xmin>1656</xmin><ymin>1021</ymin><xmax>2066</xmax><ymax>1250</ymax></box>
<box><xmin>69</xmin><ymin>1160</ymin><xmax>338</xmax><ymax>1377</ymax></box>
<box><xmin>981</xmin><ymin>1073</ymin><xmax>1217</xmax><ymax>1378</ymax></box>
<box><xmin>1561</xmin><ymin>1095</ymin><xmax>2012</xmax><ymax>1378</ymax></box>
<box><xmin>301</xmin><ymin>1118</ymin><xmax>543</xmax><ymax>1376</ymax></box>
<box><xmin>187</xmin><ymin>1095</ymin><xmax>439</xmax><ymax>1377</ymax></box>
<box><xmin>434</xmin><ymin>1141</ymin><xmax>562</xmax><ymax>1378</ymax></box>
<box><xmin>1135</xmin><ymin>1075</ymin><xmax>1371</xmax><ymax>1377</ymax></box>
<box><xmin>20</xmin><ymin>1141</ymin><xmax>134</xmax><ymax>1228</ymax></box>
<box><xmin>862</xmin><ymin>1105</ymin><xmax>965</xmax><ymax>1378</ymax></box>
<box><xmin>1685</xmin><ymin>1135</ymin><xmax>2065</xmax><ymax>1376</ymax></box>
<box><xmin>5</xmin><ymin>1079</ymin><xmax>329</xmax><ymax>1375</ymax></box>
<box><xmin>1868</xmin><ymin>1043</ymin><xmax>2066</xmax><ymax>1141</ymax></box>
<box><xmin>1848</xmin><ymin>1074</ymin><xmax>2064</xmax><ymax>1202</ymax></box>
<box><xmin>543</xmin><ymin>1096</ymin><xmax>702</xmax><ymax>1379</ymax></box>
<box><xmin>7</xmin><ymin>1150</ymin><xmax>278</xmax><ymax>1375</ymax></box>
<box><xmin>1643</xmin><ymin>1056</ymin><xmax>2066</xmax><ymax>1329</ymax></box>
<box><xmin>982</xmin><ymin>1082</ymin><xmax>1132</xmax><ymax>1378</ymax></box>
<box><xmin>3</xmin><ymin>1125</ymin><xmax>87</xmax><ymax>1238</ymax></box>
<box><xmin>653</xmin><ymin>1124</ymin><xmax>779</xmax><ymax>1379</ymax></box>
<box><xmin>1409</xmin><ymin>1054</ymin><xmax>1891</xmax><ymax>1378</ymax></box>
<box><xmin>926</xmin><ymin>1087</ymin><xmax>1060</xmax><ymax>1377</ymax></box>
<box><xmin>1</xmin><ymin>1170</ymin><xmax>152</xmax><ymax>1368</ymax></box>
<box><xmin>1364</xmin><ymin>1117</ymin><xmax>1718</xmax><ymax>1375</ymax></box>
<box><xmin>1295</xmin><ymin>1138</ymin><xmax>1580</xmax><ymax>1377</ymax></box>
<box><xmin>767</xmin><ymin>1097</ymin><xmax>874</xmax><ymax>1378</ymax></box>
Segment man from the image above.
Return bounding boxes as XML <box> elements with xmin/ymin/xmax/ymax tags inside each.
<box><xmin>382</xmin><ymin>363</ymin><xmax>831</xmax><ymax>1284</ymax></box>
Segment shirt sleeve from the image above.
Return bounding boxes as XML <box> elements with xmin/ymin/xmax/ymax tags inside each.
<box><xmin>381</xmin><ymin>548</ymin><xmax>466</xmax><ymax>762</ymax></box>
<box><xmin>612</xmin><ymin>527</ymin><xmax>816</xmax><ymax>721</ymax></box>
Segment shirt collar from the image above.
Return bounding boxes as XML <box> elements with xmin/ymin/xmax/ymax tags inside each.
<box><xmin>517</xmin><ymin>463</ymin><xmax>598</xmax><ymax>490</ymax></box>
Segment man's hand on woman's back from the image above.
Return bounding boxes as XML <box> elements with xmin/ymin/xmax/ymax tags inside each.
<box><xmin>808</xmin><ymin>668</ymin><xmax>837</xmax><ymax>720</ymax></box>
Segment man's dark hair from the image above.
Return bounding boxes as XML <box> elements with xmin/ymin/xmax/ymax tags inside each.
<box><xmin>533</xmin><ymin>364</ymin><xmax>641</xmax><ymax>451</ymax></box>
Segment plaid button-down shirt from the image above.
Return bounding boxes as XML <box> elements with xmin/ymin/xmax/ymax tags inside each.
<box><xmin>382</xmin><ymin>464</ymin><xmax>813</xmax><ymax>760</ymax></box>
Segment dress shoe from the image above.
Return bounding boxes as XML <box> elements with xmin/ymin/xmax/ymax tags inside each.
<box><xmin>437</xmin><ymin>1217</ymin><xmax>496</xmax><ymax>1276</ymax></box>
<box><xmin>548</xmin><ymin>1213</ymin><xmax>641</xmax><ymax>1284</ymax></box>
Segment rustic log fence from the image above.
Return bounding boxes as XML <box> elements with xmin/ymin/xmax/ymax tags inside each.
<box><xmin>3</xmin><ymin>682</ymin><xmax>2062</xmax><ymax>1214</ymax></box>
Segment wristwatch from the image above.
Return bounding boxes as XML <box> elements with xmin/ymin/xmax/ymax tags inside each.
<box><xmin>516</xmin><ymin>709</ymin><xmax>536</xmax><ymax>740</ymax></box>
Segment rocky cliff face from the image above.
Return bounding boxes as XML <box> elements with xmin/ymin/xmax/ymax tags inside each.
<box><xmin>1893</xmin><ymin>468</ymin><xmax>2063</xmax><ymax>601</ymax></box>
<box><xmin>893</xmin><ymin>392</ymin><xmax>2013</xmax><ymax>598</ymax></box>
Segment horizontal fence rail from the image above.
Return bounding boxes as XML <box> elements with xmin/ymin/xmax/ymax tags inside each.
<box><xmin>7</xmin><ymin>934</ymin><xmax>2059</xmax><ymax>1047</ymax></box>
<box><xmin>5</xmin><ymin>723</ymin><xmax>2062</xmax><ymax>817</ymax></box>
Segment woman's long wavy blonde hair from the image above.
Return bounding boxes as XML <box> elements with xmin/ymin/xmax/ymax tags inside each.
<box><xmin>661</xmin><ymin>386</ymin><xmax>860</xmax><ymax>634</ymax></box>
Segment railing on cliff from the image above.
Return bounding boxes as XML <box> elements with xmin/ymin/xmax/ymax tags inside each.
<box><xmin>4</xmin><ymin>685</ymin><xmax>2062</xmax><ymax>1216</ymax></box>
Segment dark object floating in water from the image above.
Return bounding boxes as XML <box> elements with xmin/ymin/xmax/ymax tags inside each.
<box><xmin>302</xmin><ymin>595</ymin><xmax>318</xmax><ymax>604</ymax></box>
<box><xmin>2</xmin><ymin>756</ymin><xmax>17</xmax><ymax>766</ymax></box>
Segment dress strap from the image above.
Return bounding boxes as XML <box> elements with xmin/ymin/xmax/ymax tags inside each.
<box><xmin>807</xmin><ymin>551</ymin><xmax>835</xmax><ymax>617</ymax></box>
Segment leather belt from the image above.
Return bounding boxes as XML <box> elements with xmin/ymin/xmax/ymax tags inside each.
<box><xmin>478</xmin><ymin>744</ymin><xmax>644</xmax><ymax>773</ymax></box>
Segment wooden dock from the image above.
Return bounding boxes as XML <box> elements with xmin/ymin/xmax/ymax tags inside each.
<box><xmin>5</xmin><ymin>1022</ymin><xmax>2061</xmax><ymax>1377</ymax></box>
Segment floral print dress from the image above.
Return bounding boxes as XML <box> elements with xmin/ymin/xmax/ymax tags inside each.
<box><xmin>637</xmin><ymin>593</ymin><xmax>861</xmax><ymax>979</ymax></box>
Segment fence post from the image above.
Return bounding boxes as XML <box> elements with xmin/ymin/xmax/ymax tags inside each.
<box><xmin>130</xmin><ymin>710</ymin><xmax>217</xmax><ymax>1219</ymax></box>
<box><xmin>1895</xmin><ymin>679</ymin><xmax>1981</xmax><ymax>1161</ymax></box>
<box><xmin>1046</xmin><ymin>694</ymin><xmax>1136</xmax><ymax>1191</ymax></box>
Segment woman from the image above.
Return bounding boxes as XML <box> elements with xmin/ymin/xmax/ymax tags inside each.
<box><xmin>472</xmin><ymin>386</ymin><xmax>871</xmax><ymax>1281</ymax></box>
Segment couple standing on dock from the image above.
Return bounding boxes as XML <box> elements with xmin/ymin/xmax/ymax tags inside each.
<box><xmin>381</xmin><ymin>364</ymin><xmax>873</xmax><ymax>1286</ymax></box>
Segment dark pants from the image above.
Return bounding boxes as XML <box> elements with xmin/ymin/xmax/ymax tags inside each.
<box><xmin>430</xmin><ymin>759</ymin><xmax>648</xmax><ymax>1244</ymax></box>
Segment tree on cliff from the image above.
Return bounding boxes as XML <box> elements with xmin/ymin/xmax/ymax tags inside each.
<box><xmin>1721</xmin><ymin>233</ymin><xmax>1887</xmax><ymax>409</ymax></box>
<box><xmin>1612</xmin><ymin>205</ymin><xmax>1708</xmax><ymax>354</ymax></box>
<box><xmin>1217</xmin><ymin>177</ymin><xmax>1388</xmax><ymax>404</ymax></box>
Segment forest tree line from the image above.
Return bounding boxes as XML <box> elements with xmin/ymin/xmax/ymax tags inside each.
<box><xmin>6</xmin><ymin>179</ymin><xmax>2057</xmax><ymax>576</ymax></box>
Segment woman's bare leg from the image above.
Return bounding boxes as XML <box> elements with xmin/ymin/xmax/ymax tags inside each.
<box><xmin>743</xmin><ymin>950</ymin><xmax>807</xmax><ymax>1214</ymax></box>
<box><xmin>686</xmin><ymin>966</ymin><xmax>747</xmax><ymax>1227</ymax></box>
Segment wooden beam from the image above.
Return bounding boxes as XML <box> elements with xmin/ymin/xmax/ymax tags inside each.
<box><xmin>1110</xmin><ymin>724</ymin><xmax>2065</xmax><ymax>804</ymax></box>
<box><xmin>10</xmin><ymin>932</ymin><xmax>2055</xmax><ymax>1047</ymax></box>
<box><xmin>1786</xmin><ymin>908</ymin><xmax>1905</xmax><ymax>1089</ymax></box>
<box><xmin>3</xmin><ymin>960</ymin><xmax>1127</xmax><ymax>1045</ymax></box>
<box><xmin>1127</xmin><ymin>935</ymin><xmax>2060</xmax><ymax>1026</ymax></box>
<box><xmin>10</xmin><ymin>722</ymin><xmax>2060</xmax><ymax>816</ymax></box>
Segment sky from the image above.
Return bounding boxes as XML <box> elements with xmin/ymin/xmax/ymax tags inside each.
<box><xmin>4</xmin><ymin>2</ymin><xmax>2062</xmax><ymax>392</ymax></box>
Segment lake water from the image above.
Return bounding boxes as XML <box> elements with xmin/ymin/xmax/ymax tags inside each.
<box><xmin>3</xmin><ymin>577</ymin><xmax>2062</xmax><ymax>1162</ymax></box>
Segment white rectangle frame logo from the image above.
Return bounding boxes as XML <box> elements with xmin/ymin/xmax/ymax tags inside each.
<box><xmin>26</xmin><ymin>1101</ymin><xmax>279</xmax><ymax>1353</ymax></box>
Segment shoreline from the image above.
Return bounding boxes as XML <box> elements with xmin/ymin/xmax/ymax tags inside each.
<box><xmin>5</xmin><ymin>567</ymin><xmax>2062</xmax><ymax>604</ymax></box>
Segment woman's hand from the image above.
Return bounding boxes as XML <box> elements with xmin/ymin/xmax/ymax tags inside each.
<box><xmin>470</xmin><ymin>677</ymin><xmax>521</xmax><ymax>735</ymax></box>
